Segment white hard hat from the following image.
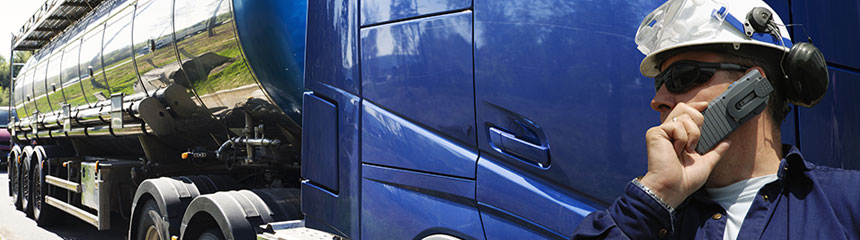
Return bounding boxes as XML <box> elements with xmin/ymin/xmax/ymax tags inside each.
<box><xmin>636</xmin><ymin>0</ymin><xmax>793</xmax><ymax>77</ymax></box>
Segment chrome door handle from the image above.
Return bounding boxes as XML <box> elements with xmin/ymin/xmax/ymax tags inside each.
<box><xmin>489</xmin><ymin>127</ymin><xmax>550</xmax><ymax>168</ymax></box>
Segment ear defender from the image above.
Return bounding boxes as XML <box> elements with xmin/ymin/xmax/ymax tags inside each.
<box><xmin>745</xmin><ymin>7</ymin><xmax>829</xmax><ymax>107</ymax></box>
<box><xmin>782</xmin><ymin>42</ymin><xmax>829</xmax><ymax>107</ymax></box>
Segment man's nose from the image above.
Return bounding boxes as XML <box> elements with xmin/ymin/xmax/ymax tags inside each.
<box><xmin>650</xmin><ymin>84</ymin><xmax>675</xmax><ymax>114</ymax></box>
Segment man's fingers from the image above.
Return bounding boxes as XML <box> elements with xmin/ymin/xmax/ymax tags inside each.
<box><xmin>686</xmin><ymin>101</ymin><xmax>710</xmax><ymax>112</ymax></box>
<box><xmin>667</xmin><ymin>103</ymin><xmax>706</xmax><ymax>126</ymax></box>
<box><xmin>662</xmin><ymin>121</ymin><xmax>688</xmax><ymax>155</ymax></box>
<box><xmin>678</xmin><ymin>115</ymin><xmax>700</xmax><ymax>153</ymax></box>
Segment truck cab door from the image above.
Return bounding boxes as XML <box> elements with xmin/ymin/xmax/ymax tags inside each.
<box><xmin>473</xmin><ymin>0</ymin><xmax>662</xmax><ymax>238</ymax></box>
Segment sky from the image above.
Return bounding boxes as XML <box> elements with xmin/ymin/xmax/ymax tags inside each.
<box><xmin>0</xmin><ymin>0</ymin><xmax>44</xmax><ymax>61</ymax></box>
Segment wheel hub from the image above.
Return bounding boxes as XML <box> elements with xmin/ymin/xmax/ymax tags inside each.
<box><xmin>144</xmin><ymin>225</ymin><xmax>161</xmax><ymax>240</ymax></box>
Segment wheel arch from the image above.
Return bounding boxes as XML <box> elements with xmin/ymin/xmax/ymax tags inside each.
<box><xmin>129</xmin><ymin>176</ymin><xmax>241</xmax><ymax>240</ymax></box>
<box><xmin>180</xmin><ymin>192</ymin><xmax>256</xmax><ymax>240</ymax></box>
<box><xmin>179</xmin><ymin>188</ymin><xmax>302</xmax><ymax>240</ymax></box>
<box><xmin>129</xmin><ymin>177</ymin><xmax>202</xmax><ymax>240</ymax></box>
<box><xmin>21</xmin><ymin>145</ymin><xmax>34</xmax><ymax>166</ymax></box>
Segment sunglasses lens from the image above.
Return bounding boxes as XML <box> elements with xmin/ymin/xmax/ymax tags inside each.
<box><xmin>655</xmin><ymin>62</ymin><xmax>715</xmax><ymax>93</ymax></box>
<box><xmin>667</xmin><ymin>63</ymin><xmax>701</xmax><ymax>92</ymax></box>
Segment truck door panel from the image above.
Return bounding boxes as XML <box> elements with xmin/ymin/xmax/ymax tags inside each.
<box><xmin>361</xmin><ymin>0</ymin><xmax>472</xmax><ymax>26</ymax></box>
<box><xmin>302</xmin><ymin>93</ymin><xmax>339</xmax><ymax>192</ymax></box>
<box><xmin>798</xmin><ymin>68</ymin><xmax>860</xmax><ymax>169</ymax></box>
<box><xmin>363</xmin><ymin>102</ymin><xmax>478</xmax><ymax>178</ymax></box>
<box><xmin>361</xmin><ymin>164</ymin><xmax>484</xmax><ymax>239</ymax></box>
<box><xmin>789</xmin><ymin>0</ymin><xmax>860</xmax><ymax>170</ymax></box>
<box><xmin>358</xmin><ymin>8</ymin><xmax>481</xmax><ymax>239</ymax></box>
<box><xmin>473</xmin><ymin>0</ymin><xmax>663</xmax><ymax>234</ymax></box>
<box><xmin>477</xmin><ymin>156</ymin><xmax>598</xmax><ymax>237</ymax></box>
<box><xmin>360</xmin><ymin>12</ymin><xmax>477</xmax><ymax>177</ymax></box>
<box><xmin>789</xmin><ymin>0</ymin><xmax>860</xmax><ymax>71</ymax></box>
<box><xmin>305</xmin><ymin>0</ymin><xmax>360</xmax><ymax>96</ymax></box>
<box><xmin>304</xmin><ymin>0</ymin><xmax>362</xmax><ymax>237</ymax></box>
<box><xmin>478</xmin><ymin>203</ymin><xmax>566</xmax><ymax>240</ymax></box>
<box><xmin>301</xmin><ymin>83</ymin><xmax>361</xmax><ymax>239</ymax></box>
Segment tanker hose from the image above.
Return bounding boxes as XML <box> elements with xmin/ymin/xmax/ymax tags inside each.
<box><xmin>215</xmin><ymin>138</ymin><xmax>236</xmax><ymax>168</ymax></box>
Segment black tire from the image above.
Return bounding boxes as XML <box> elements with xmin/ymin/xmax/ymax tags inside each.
<box><xmin>134</xmin><ymin>200</ymin><xmax>167</xmax><ymax>240</ymax></box>
<box><xmin>198</xmin><ymin>228</ymin><xmax>226</xmax><ymax>240</ymax></box>
<box><xmin>21</xmin><ymin>153</ymin><xmax>33</xmax><ymax>217</ymax></box>
<box><xmin>9</xmin><ymin>152</ymin><xmax>21</xmax><ymax>210</ymax></box>
<box><xmin>33</xmin><ymin>159</ymin><xmax>57</xmax><ymax>226</ymax></box>
<box><xmin>4</xmin><ymin>159</ymin><xmax>8</xmax><ymax>197</ymax></box>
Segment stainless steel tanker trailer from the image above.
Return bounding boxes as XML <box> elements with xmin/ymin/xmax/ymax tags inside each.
<box><xmin>6</xmin><ymin>0</ymin><xmax>318</xmax><ymax>239</ymax></box>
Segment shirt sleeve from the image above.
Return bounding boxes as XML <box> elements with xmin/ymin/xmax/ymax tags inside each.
<box><xmin>570</xmin><ymin>182</ymin><xmax>675</xmax><ymax>239</ymax></box>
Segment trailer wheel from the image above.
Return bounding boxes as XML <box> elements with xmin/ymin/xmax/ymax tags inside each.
<box><xmin>21</xmin><ymin>150</ymin><xmax>34</xmax><ymax>217</ymax></box>
<box><xmin>33</xmin><ymin>158</ymin><xmax>57</xmax><ymax>226</ymax></box>
<box><xmin>9</xmin><ymin>150</ymin><xmax>21</xmax><ymax>210</ymax></box>
<box><xmin>130</xmin><ymin>176</ymin><xmax>240</xmax><ymax>240</ymax></box>
<box><xmin>135</xmin><ymin>200</ymin><xmax>167</xmax><ymax>240</ymax></box>
<box><xmin>197</xmin><ymin>228</ymin><xmax>226</xmax><ymax>240</ymax></box>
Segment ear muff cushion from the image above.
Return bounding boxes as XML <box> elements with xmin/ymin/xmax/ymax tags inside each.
<box><xmin>783</xmin><ymin>42</ymin><xmax>829</xmax><ymax>107</ymax></box>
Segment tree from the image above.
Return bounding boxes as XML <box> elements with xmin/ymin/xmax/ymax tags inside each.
<box><xmin>0</xmin><ymin>55</ymin><xmax>9</xmax><ymax>89</ymax></box>
<box><xmin>14</xmin><ymin>51</ymin><xmax>32</xmax><ymax>64</ymax></box>
<box><xmin>0</xmin><ymin>51</ymin><xmax>34</xmax><ymax>106</ymax></box>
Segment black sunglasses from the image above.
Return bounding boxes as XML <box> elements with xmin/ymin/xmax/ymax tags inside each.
<box><xmin>655</xmin><ymin>60</ymin><xmax>750</xmax><ymax>93</ymax></box>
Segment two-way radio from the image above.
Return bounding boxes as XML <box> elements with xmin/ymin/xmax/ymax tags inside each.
<box><xmin>695</xmin><ymin>69</ymin><xmax>772</xmax><ymax>154</ymax></box>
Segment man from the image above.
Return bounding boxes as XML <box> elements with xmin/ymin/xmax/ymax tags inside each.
<box><xmin>571</xmin><ymin>0</ymin><xmax>860</xmax><ymax>239</ymax></box>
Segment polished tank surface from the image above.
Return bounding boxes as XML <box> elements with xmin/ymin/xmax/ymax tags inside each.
<box><xmin>133</xmin><ymin>0</ymin><xmax>179</xmax><ymax>94</ymax></box>
<box><xmin>9</xmin><ymin>0</ymin><xmax>307</xmax><ymax>160</ymax></box>
<box><xmin>173</xmin><ymin>0</ymin><xmax>258</xmax><ymax>117</ymax></box>
<box><xmin>100</xmin><ymin>4</ymin><xmax>137</xmax><ymax>97</ymax></box>
<box><xmin>46</xmin><ymin>51</ymin><xmax>64</xmax><ymax>111</ymax></box>
<box><xmin>232</xmin><ymin>0</ymin><xmax>307</xmax><ymax>125</ymax></box>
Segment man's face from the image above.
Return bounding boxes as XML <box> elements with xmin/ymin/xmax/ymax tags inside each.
<box><xmin>650</xmin><ymin>51</ymin><xmax>736</xmax><ymax>121</ymax></box>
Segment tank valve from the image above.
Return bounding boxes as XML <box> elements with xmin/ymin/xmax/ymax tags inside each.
<box><xmin>181</xmin><ymin>148</ymin><xmax>210</xmax><ymax>160</ymax></box>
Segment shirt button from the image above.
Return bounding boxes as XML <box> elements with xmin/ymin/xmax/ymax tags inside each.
<box><xmin>658</xmin><ymin>228</ymin><xmax>668</xmax><ymax>238</ymax></box>
<box><xmin>762</xmin><ymin>194</ymin><xmax>769</xmax><ymax>201</ymax></box>
<box><xmin>712</xmin><ymin>213</ymin><xmax>723</xmax><ymax>220</ymax></box>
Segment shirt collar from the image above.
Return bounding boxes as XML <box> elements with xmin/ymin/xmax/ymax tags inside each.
<box><xmin>777</xmin><ymin>144</ymin><xmax>815</xmax><ymax>179</ymax></box>
<box><xmin>686</xmin><ymin>144</ymin><xmax>812</xmax><ymax>205</ymax></box>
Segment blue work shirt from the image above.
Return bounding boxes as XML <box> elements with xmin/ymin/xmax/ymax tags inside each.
<box><xmin>571</xmin><ymin>145</ymin><xmax>860</xmax><ymax>239</ymax></box>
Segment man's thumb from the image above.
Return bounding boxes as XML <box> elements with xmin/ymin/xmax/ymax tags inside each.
<box><xmin>701</xmin><ymin>140</ymin><xmax>731</xmax><ymax>167</ymax></box>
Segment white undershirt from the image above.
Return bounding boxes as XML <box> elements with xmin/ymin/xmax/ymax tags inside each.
<box><xmin>705</xmin><ymin>174</ymin><xmax>778</xmax><ymax>240</ymax></box>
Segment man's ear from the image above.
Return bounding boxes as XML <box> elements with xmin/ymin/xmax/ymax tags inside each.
<box><xmin>746</xmin><ymin>66</ymin><xmax>767</xmax><ymax>79</ymax></box>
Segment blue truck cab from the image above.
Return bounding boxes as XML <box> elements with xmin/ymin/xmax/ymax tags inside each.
<box><xmin>286</xmin><ymin>0</ymin><xmax>860</xmax><ymax>239</ymax></box>
<box><xmin>6</xmin><ymin>0</ymin><xmax>855</xmax><ymax>239</ymax></box>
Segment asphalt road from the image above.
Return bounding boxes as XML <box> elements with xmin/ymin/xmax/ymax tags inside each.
<box><xmin>0</xmin><ymin>166</ymin><xmax>128</xmax><ymax>240</ymax></box>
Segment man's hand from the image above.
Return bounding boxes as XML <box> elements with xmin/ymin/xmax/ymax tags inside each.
<box><xmin>640</xmin><ymin>102</ymin><xmax>731</xmax><ymax>208</ymax></box>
